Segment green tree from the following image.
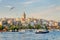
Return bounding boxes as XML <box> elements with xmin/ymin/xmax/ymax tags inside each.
<box><xmin>0</xmin><ymin>25</ymin><xmax>3</xmax><ymax>30</ymax></box>
<box><xmin>35</xmin><ymin>24</ymin><xmax>44</xmax><ymax>29</ymax></box>
<box><xmin>14</xmin><ymin>25</ymin><xmax>19</xmax><ymax>30</ymax></box>
<box><xmin>28</xmin><ymin>24</ymin><xmax>33</xmax><ymax>29</ymax></box>
<box><xmin>9</xmin><ymin>25</ymin><xmax>15</xmax><ymax>30</ymax></box>
<box><xmin>44</xmin><ymin>24</ymin><xmax>48</xmax><ymax>30</ymax></box>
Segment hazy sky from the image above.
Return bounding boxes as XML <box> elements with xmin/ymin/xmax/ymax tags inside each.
<box><xmin>0</xmin><ymin>0</ymin><xmax>60</xmax><ymax>21</ymax></box>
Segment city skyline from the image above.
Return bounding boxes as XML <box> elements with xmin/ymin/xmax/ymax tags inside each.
<box><xmin>0</xmin><ymin>0</ymin><xmax>60</xmax><ymax>21</ymax></box>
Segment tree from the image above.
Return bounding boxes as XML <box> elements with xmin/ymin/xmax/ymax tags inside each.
<box><xmin>28</xmin><ymin>24</ymin><xmax>33</xmax><ymax>29</ymax></box>
<box><xmin>9</xmin><ymin>25</ymin><xmax>15</xmax><ymax>30</ymax></box>
<box><xmin>44</xmin><ymin>24</ymin><xmax>48</xmax><ymax>30</ymax></box>
<box><xmin>35</xmin><ymin>24</ymin><xmax>40</xmax><ymax>29</ymax></box>
<box><xmin>0</xmin><ymin>25</ymin><xmax>3</xmax><ymax>30</ymax></box>
<box><xmin>14</xmin><ymin>25</ymin><xmax>19</xmax><ymax>30</ymax></box>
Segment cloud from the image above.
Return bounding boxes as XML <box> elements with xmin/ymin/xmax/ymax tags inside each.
<box><xmin>41</xmin><ymin>6</ymin><xmax>60</xmax><ymax>14</ymax></box>
<box><xmin>22</xmin><ymin>1</ymin><xmax>33</xmax><ymax>5</ymax></box>
<box><xmin>4</xmin><ymin>5</ymin><xmax>15</xmax><ymax>11</ymax></box>
<box><xmin>56</xmin><ymin>6</ymin><xmax>60</xmax><ymax>11</ymax></box>
<box><xmin>0</xmin><ymin>0</ymin><xmax>2</xmax><ymax>2</ymax></box>
<box><xmin>47</xmin><ymin>4</ymin><xmax>56</xmax><ymax>8</ymax></box>
<box><xmin>20</xmin><ymin>0</ymin><xmax>40</xmax><ymax>7</ymax></box>
<box><xmin>5</xmin><ymin>5</ymin><xmax>12</xmax><ymax>8</ymax></box>
<box><xmin>0</xmin><ymin>0</ymin><xmax>2</xmax><ymax>1</ymax></box>
<box><xmin>29</xmin><ymin>6</ymin><xmax>60</xmax><ymax>20</ymax></box>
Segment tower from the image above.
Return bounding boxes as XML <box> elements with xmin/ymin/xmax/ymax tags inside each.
<box><xmin>23</xmin><ymin>12</ymin><xmax>26</xmax><ymax>19</ymax></box>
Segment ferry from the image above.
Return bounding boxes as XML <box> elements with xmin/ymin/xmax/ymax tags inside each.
<box><xmin>35</xmin><ymin>29</ymin><xmax>49</xmax><ymax>34</ymax></box>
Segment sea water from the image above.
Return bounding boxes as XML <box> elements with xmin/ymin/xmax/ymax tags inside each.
<box><xmin>0</xmin><ymin>30</ymin><xmax>60</xmax><ymax>40</ymax></box>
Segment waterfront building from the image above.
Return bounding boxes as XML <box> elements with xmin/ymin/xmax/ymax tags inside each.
<box><xmin>7</xmin><ymin>20</ymin><xmax>12</xmax><ymax>24</ymax></box>
<box><xmin>40</xmin><ymin>19</ymin><xmax>48</xmax><ymax>26</ymax></box>
<box><xmin>58</xmin><ymin>22</ymin><xmax>60</xmax><ymax>27</ymax></box>
<box><xmin>30</xmin><ymin>21</ymin><xmax>34</xmax><ymax>26</ymax></box>
<box><xmin>48</xmin><ymin>20</ymin><xmax>58</xmax><ymax>29</ymax></box>
<box><xmin>0</xmin><ymin>21</ymin><xmax>2</xmax><ymax>26</ymax></box>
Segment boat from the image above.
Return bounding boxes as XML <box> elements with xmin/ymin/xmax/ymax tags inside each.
<box><xmin>35</xmin><ymin>30</ymin><xmax>49</xmax><ymax>34</ymax></box>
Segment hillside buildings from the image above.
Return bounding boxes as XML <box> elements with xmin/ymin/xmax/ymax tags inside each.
<box><xmin>0</xmin><ymin>12</ymin><xmax>59</xmax><ymax>30</ymax></box>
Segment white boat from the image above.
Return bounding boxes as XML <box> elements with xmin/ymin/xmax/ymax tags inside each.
<box><xmin>35</xmin><ymin>29</ymin><xmax>49</xmax><ymax>34</ymax></box>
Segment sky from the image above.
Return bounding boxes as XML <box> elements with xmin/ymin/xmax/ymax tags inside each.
<box><xmin>0</xmin><ymin>0</ymin><xmax>60</xmax><ymax>21</ymax></box>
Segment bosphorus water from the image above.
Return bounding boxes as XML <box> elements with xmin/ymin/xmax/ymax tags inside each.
<box><xmin>0</xmin><ymin>30</ymin><xmax>60</xmax><ymax>40</ymax></box>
